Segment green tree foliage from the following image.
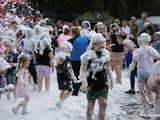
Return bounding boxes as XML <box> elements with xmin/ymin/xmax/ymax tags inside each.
<box><xmin>30</xmin><ymin>0</ymin><xmax>160</xmax><ymax>20</ymax></box>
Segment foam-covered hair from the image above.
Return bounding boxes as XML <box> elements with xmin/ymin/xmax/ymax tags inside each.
<box><xmin>34</xmin><ymin>25</ymin><xmax>43</xmax><ymax>36</ymax></box>
<box><xmin>88</xmin><ymin>33</ymin><xmax>106</xmax><ymax>49</ymax></box>
<box><xmin>80</xmin><ymin>29</ymin><xmax>96</xmax><ymax>40</ymax></box>
<box><xmin>4</xmin><ymin>36</ymin><xmax>15</xmax><ymax>47</ymax></box>
<box><xmin>81</xmin><ymin>21</ymin><xmax>91</xmax><ymax>29</ymax></box>
<box><xmin>91</xmin><ymin>33</ymin><xmax>105</xmax><ymax>44</ymax></box>
<box><xmin>137</xmin><ymin>33</ymin><xmax>151</xmax><ymax>46</ymax></box>
<box><xmin>24</xmin><ymin>28</ymin><xmax>34</xmax><ymax>39</ymax></box>
<box><xmin>38</xmin><ymin>32</ymin><xmax>52</xmax><ymax>55</ymax></box>
<box><xmin>62</xmin><ymin>25</ymin><xmax>70</xmax><ymax>32</ymax></box>
<box><xmin>143</xmin><ymin>22</ymin><xmax>150</xmax><ymax>28</ymax></box>
<box><xmin>97</xmin><ymin>22</ymin><xmax>104</xmax><ymax>29</ymax></box>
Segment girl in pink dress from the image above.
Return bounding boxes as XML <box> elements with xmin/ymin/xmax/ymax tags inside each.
<box><xmin>12</xmin><ymin>53</ymin><xmax>30</xmax><ymax>115</ymax></box>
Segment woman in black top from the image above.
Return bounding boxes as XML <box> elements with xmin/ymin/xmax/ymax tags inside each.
<box><xmin>35</xmin><ymin>33</ymin><xmax>54</xmax><ymax>92</ymax></box>
<box><xmin>110</xmin><ymin>32</ymin><xmax>125</xmax><ymax>84</ymax></box>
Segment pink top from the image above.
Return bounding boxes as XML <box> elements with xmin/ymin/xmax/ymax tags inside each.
<box><xmin>16</xmin><ymin>69</ymin><xmax>30</xmax><ymax>98</ymax></box>
<box><xmin>57</xmin><ymin>34</ymin><xmax>72</xmax><ymax>48</ymax></box>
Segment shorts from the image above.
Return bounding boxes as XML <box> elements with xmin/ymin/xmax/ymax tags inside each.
<box><xmin>57</xmin><ymin>73</ymin><xmax>72</xmax><ymax>91</ymax></box>
<box><xmin>87</xmin><ymin>88</ymin><xmax>108</xmax><ymax>100</ymax></box>
<box><xmin>36</xmin><ymin>65</ymin><xmax>51</xmax><ymax>77</ymax></box>
<box><xmin>137</xmin><ymin>69</ymin><xmax>151</xmax><ymax>81</ymax></box>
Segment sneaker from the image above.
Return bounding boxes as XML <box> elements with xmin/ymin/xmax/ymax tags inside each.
<box><xmin>142</xmin><ymin>104</ymin><xmax>149</xmax><ymax>114</ymax></box>
<box><xmin>21</xmin><ymin>108</ymin><xmax>27</xmax><ymax>115</ymax></box>
<box><xmin>125</xmin><ymin>89</ymin><xmax>136</xmax><ymax>94</ymax></box>
<box><xmin>32</xmin><ymin>84</ymin><xmax>37</xmax><ymax>91</ymax></box>
<box><xmin>56</xmin><ymin>100</ymin><xmax>63</xmax><ymax>108</ymax></box>
<box><xmin>12</xmin><ymin>107</ymin><xmax>19</xmax><ymax>115</ymax></box>
<box><xmin>148</xmin><ymin>102</ymin><xmax>154</xmax><ymax>108</ymax></box>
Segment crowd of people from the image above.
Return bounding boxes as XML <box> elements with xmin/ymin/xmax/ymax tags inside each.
<box><xmin>0</xmin><ymin>11</ymin><xmax>160</xmax><ymax>120</ymax></box>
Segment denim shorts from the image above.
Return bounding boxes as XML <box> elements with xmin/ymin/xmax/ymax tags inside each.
<box><xmin>137</xmin><ymin>69</ymin><xmax>151</xmax><ymax>81</ymax></box>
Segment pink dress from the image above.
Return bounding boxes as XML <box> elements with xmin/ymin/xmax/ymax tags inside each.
<box><xmin>57</xmin><ymin>34</ymin><xmax>72</xmax><ymax>48</ymax></box>
<box><xmin>16</xmin><ymin>69</ymin><xmax>30</xmax><ymax>98</ymax></box>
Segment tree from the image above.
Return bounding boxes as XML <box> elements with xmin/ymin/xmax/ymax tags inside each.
<box><xmin>29</xmin><ymin>0</ymin><xmax>160</xmax><ymax>21</ymax></box>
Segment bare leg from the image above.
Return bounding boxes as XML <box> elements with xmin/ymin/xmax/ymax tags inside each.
<box><xmin>38</xmin><ymin>77</ymin><xmax>43</xmax><ymax>92</ymax></box>
<box><xmin>28</xmin><ymin>73</ymin><xmax>31</xmax><ymax>83</ymax></box>
<box><xmin>98</xmin><ymin>97</ymin><xmax>107</xmax><ymax>120</ymax></box>
<box><xmin>18</xmin><ymin>97</ymin><xmax>30</xmax><ymax>107</ymax></box>
<box><xmin>114</xmin><ymin>60</ymin><xmax>122</xmax><ymax>84</ymax></box>
<box><xmin>87</xmin><ymin>100</ymin><xmax>96</xmax><ymax>120</ymax></box>
<box><xmin>45</xmin><ymin>77</ymin><xmax>50</xmax><ymax>92</ymax></box>
<box><xmin>146</xmin><ymin>80</ymin><xmax>154</xmax><ymax>102</ymax></box>
<box><xmin>60</xmin><ymin>91</ymin><xmax>65</xmax><ymax>100</ymax></box>
<box><xmin>62</xmin><ymin>91</ymin><xmax>72</xmax><ymax>100</ymax></box>
<box><xmin>138</xmin><ymin>81</ymin><xmax>147</xmax><ymax>104</ymax></box>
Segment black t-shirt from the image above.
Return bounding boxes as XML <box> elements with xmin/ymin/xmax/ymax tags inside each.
<box><xmin>5</xmin><ymin>51</ymin><xmax>19</xmax><ymax>74</ymax></box>
<box><xmin>87</xmin><ymin>52</ymin><xmax>108</xmax><ymax>91</ymax></box>
<box><xmin>35</xmin><ymin>47</ymin><xmax>52</xmax><ymax>66</ymax></box>
<box><xmin>111</xmin><ymin>44</ymin><xmax>124</xmax><ymax>52</ymax></box>
<box><xmin>110</xmin><ymin>34</ymin><xmax>124</xmax><ymax>52</ymax></box>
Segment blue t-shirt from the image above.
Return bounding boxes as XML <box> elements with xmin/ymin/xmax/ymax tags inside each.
<box><xmin>70</xmin><ymin>36</ymin><xmax>88</xmax><ymax>61</ymax></box>
<box><xmin>153</xmin><ymin>40</ymin><xmax>160</xmax><ymax>53</ymax></box>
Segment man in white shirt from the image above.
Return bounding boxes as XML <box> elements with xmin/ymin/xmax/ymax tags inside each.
<box><xmin>122</xmin><ymin>20</ymin><xmax>130</xmax><ymax>36</ymax></box>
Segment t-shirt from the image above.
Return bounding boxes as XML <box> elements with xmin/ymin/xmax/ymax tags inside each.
<box><xmin>122</xmin><ymin>26</ymin><xmax>131</xmax><ymax>35</ymax></box>
<box><xmin>153</xmin><ymin>40</ymin><xmax>160</xmax><ymax>53</ymax></box>
<box><xmin>35</xmin><ymin>47</ymin><xmax>52</xmax><ymax>66</ymax></box>
<box><xmin>69</xmin><ymin>36</ymin><xmax>89</xmax><ymax>61</ymax></box>
<box><xmin>129</xmin><ymin>23</ymin><xmax>139</xmax><ymax>38</ymax></box>
<box><xmin>133</xmin><ymin>46</ymin><xmax>160</xmax><ymax>73</ymax></box>
<box><xmin>111</xmin><ymin>44</ymin><xmax>124</xmax><ymax>52</ymax></box>
<box><xmin>57</xmin><ymin>34</ymin><xmax>72</xmax><ymax>48</ymax></box>
<box><xmin>5</xmin><ymin>51</ymin><xmax>19</xmax><ymax>74</ymax></box>
<box><xmin>81</xmin><ymin>49</ymin><xmax>110</xmax><ymax>91</ymax></box>
<box><xmin>55</xmin><ymin>52</ymin><xmax>72</xmax><ymax>75</ymax></box>
<box><xmin>138</xmin><ymin>20</ymin><xmax>152</xmax><ymax>35</ymax></box>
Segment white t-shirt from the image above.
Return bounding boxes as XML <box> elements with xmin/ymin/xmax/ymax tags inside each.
<box><xmin>133</xmin><ymin>46</ymin><xmax>160</xmax><ymax>73</ymax></box>
<box><xmin>122</xmin><ymin>26</ymin><xmax>131</xmax><ymax>35</ymax></box>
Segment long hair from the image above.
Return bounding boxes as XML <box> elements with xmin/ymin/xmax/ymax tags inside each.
<box><xmin>16</xmin><ymin>53</ymin><xmax>30</xmax><ymax>72</ymax></box>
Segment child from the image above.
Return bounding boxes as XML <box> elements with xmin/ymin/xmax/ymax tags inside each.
<box><xmin>148</xmin><ymin>61</ymin><xmax>160</xmax><ymax>114</ymax></box>
<box><xmin>12</xmin><ymin>53</ymin><xmax>30</xmax><ymax>115</ymax></box>
<box><xmin>4</xmin><ymin>37</ymin><xmax>19</xmax><ymax>100</ymax></box>
<box><xmin>80</xmin><ymin>33</ymin><xmax>113</xmax><ymax>120</ymax></box>
<box><xmin>129</xmin><ymin>33</ymin><xmax>160</xmax><ymax>113</ymax></box>
<box><xmin>0</xmin><ymin>57</ymin><xmax>11</xmax><ymax>98</ymax></box>
<box><xmin>20</xmin><ymin>28</ymin><xmax>37</xmax><ymax>91</ymax></box>
<box><xmin>55</xmin><ymin>41</ymin><xmax>77</xmax><ymax>107</ymax></box>
<box><xmin>35</xmin><ymin>33</ymin><xmax>53</xmax><ymax>92</ymax></box>
<box><xmin>57</xmin><ymin>25</ymin><xmax>71</xmax><ymax>53</ymax></box>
